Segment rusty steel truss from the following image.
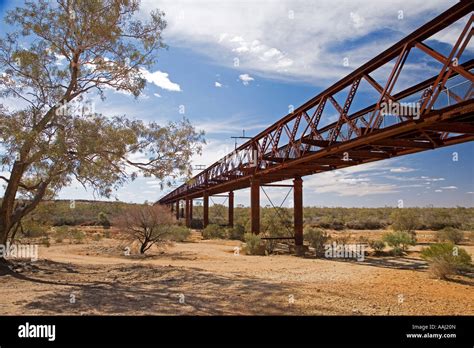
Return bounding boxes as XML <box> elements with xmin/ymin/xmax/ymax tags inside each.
<box><xmin>159</xmin><ymin>1</ymin><xmax>474</xmax><ymax>247</ymax></box>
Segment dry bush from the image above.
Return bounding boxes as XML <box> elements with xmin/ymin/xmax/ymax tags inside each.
<box><xmin>369</xmin><ymin>240</ymin><xmax>386</xmax><ymax>254</ymax></box>
<box><xmin>437</xmin><ymin>227</ymin><xmax>464</xmax><ymax>244</ymax></box>
<box><xmin>428</xmin><ymin>258</ymin><xmax>455</xmax><ymax>279</ymax></box>
<box><xmin>421</xmin><ymin>243</ymin><xmax>472</xmax><ymax>279</ymax></box>
<box><xmin>114</xmin><ymin>204</ymin><xmax>177</xmax><ymax>254</ymax></box>
<box><xmin>304</xmin><ymin>227</ymin><xmax>330</xmax><ymax>257</ymax></box>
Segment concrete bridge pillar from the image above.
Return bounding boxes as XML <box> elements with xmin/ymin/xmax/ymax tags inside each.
<box><xmin>175</xmin><ymin>201</ymin><xmax>180</xmax><ymax>220</ymax></box>
<box><xmin>250</xmin><ymin>178</ymin><xmax>260</xmax><ymax>234</ymax></box>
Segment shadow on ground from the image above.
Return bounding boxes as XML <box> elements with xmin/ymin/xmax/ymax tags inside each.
<box><xmin>1</xmin><ymin>259</ymin><xmax>308</xmax><ymax>315</ymax></box>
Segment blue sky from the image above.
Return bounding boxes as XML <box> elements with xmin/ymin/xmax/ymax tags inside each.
<box><xmin>0</xmin><ymin>0</ymin><xmax>473</xmax><ymax>207</ymax></box>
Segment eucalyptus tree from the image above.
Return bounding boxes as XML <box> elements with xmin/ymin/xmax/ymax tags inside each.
<box><xmin>0</xmin><ymin>0</ymin><xmax>203</xmax><ymax>249</ymax></box>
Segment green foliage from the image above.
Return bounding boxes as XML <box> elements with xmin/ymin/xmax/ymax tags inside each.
<box><xmin>202</xmin><ymin>224</ymin><xmax>227</xmax><ymax>239</ymax></box>
<box><xmin>261</xmin><ymin>208</ymin><xmax>292</xmax><ymax>236</ymax></box>
<box><xmin>29</xmin><ymin>200</ymin><xmax>129</xmax><ymax>227</ymax></box>
<box><xmin>69</xmin><ymin>228</ymin><xmax>86</xmax><ymax>244</ymax></box>
<box><xmin>437</xmin><ymin>227</ymin><xmax>464</xmax><ymax>244</ymax></box>
<box><xmin>226</xmin><ymin>224</ymin><xmax>245</xmax><ymax>241</ymax></box>
<box><xmin>40</xmin><ymin>236</ymin><xmax>50</xmax><ymax>247</ymax></box>
<box><xmin>243</xmin><ymin>233</ymin><xmax>264</xmax><ymax>255</ymax></box>
<box><xmin>421</xmin><ymin>243</ymin><xmax>472</xmax><ymax>279</ymax></box>
<box><xmin>0</xmin><ymin>0</ymin><xmax>205</xmax><ymax>245</ymax></box>
<box><xmin>316</xmin><ymin>215</ymin><xmax>345</xmax><ymax>230</ymax></box>
<box><xmin>168</xmin><ymin>225</ymin><xmax>191</xmax><ymax>242</ymax></box>
<box><xmin>383</xmin><ymin>231</ymin><xmax>416</xmax><ymax>255</ymax></box>
<box><xmin>260</xmin><ymin>208</ymin><xmax>292</xmax><ymax>254</ymax></box>
<box><xmin>98</xmin><ymin>212</ymin><xmax>111</xmax><ymax>229</ymax></box>
<box><xmin>53</xmin><ymin>226</ymin><xmax>85</xmax><ymax>244</ymax></box>
<box><xmin>421</xmin><ymin>208</ymin><xmax>463</xmax><ymax>230</ymax></box>
<box><xmin>21</xmin><ymin>220</ymin><xmax>48</xmax><ymax>238</ymax></box>
<box><xmin>390</xmin><ymin>209</ymin><xmax>420</xmax><ymax>233</ymax></box>
<box><xmin>304</xmin><ymin>226</ymin><xmax>330</xmax><ymax>257</ymax></box>
<box><xmin>144</xmin><ymin>205</ymin><xmax>474</xmax><ymax>233</ymax></box>
<box><xmin>369</xmin><ymin>240</ymin><xmax>386</xmax><ymax>254</ymax></box>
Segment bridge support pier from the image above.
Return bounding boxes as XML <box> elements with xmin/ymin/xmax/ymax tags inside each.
<box><xmin>293</xmin><ymin>176</ymin><xmax>304</xmax><ymax>253</ymax></box>
<box><xmin>189</xmin><ymin>199</ymin><xmax>193</xmax><ymax>222</ymax></box>
<box><xmin>203</xmin><ymin>192</ymin><xmax>209</xmax><ymax>228</ymax></box>
<box><xmin>185</xmin><ymin>198</ymin><xmax>193</xmax><ymax>228</ymax></box>
<box><xmin>175</xmin><ymin>201</ymin><xmax>180</xmax><ymax>220</ymax></box>
<box><xmin>228</xmin><ymin>191</ymin><xmax>234</xmax><ymax>228</ymax></box>
<box><xmin>250</xmin><ymin>178</ymin><xmax>260</xmax><ymax>234</ymax></box>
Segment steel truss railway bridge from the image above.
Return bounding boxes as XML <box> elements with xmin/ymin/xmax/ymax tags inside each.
<box><xmin>159</xmin><ymin>1</ymin><xmax>474</xmax><ymax>251</ymax></box>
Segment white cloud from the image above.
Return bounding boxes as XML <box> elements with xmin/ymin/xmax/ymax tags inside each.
<box><xmin>153</xmin><ymin>92</ymin><xmax>162</xmax><ymax>98</ymax></box>
<box><xmin>214</xmin><ymin>81</ymin><xmax>222</xmax><ymax>88</ymax></box>
<box><xmin>305</xmin><ymin>161</ymin><xmax>399</xmax><ymax>197</ymax></box>
<box><xmin>194</xmin><ymin>113</ymin><xmax>267</xmax><ymax>135</ymax></box>
<box><xmin>350</xmin><ymin>12</ymin><xmax>365</xmax><ymax>29</ymax></box>
<box><xmin>421</xmin><ymin>176</ymin><xmax>445</xmax><ymax>182</ymax></box>
<box><xmin>435</xmin><ymin>189</ymin><xmax>442</xmax><ymax>192</ymax></box>
<box><xmin>142</xmin><ymin>0</ymin><xmax>457</xmax><ymax>85</ymax></box>
<box><xmin>441</xmin><ymin>186</ymin><xmax>458</xmax><ymax>190</ymax></box>
<box><xmin>390</xmin><ymin>167</ymin><xmax>416</xmax><ymax>173</ymax></box>
<box><xmin>239</xmin><ymin>73</ymin><xmax>254</xmax><ymax>86</ymax></box>
<box><xmin>140</xmin><ymin>68</ymin><xmax>181</xmax><ymax>92</ymax></box>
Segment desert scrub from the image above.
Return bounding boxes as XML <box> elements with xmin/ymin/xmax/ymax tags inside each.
<box><xmin>69</xmin><ymin>229</ymin><xmax>86</xmax><ymax>244</ymax></box>
<box><xmin>421</xmin><ymin>243</ymin><xmax>472</xmax><ymax>279</ymax></box>
<box><xmin>21</xmin><ymin>220</ymin><xmax>48</xmax><ymax>238</ymax></box>
<box><xmin>369</xmin><ymin>240</ymin><xmax>385</xmax><ymax>254</ymax></box>
<box><xmin>226</xmin><ymin>224</ymin><xmax>246</xmax><ymax>241</ymax></box>
<box><xmin>243</xmin><ymin>233</ymin><xmax>264</xmax><ymax>255</ymax></box>
<box><xmin>436</xmin><ymin>227</ymin><xmax>464</xmax><ymax>244</ymax></box>
<box><xmin>202</xmin><ymin>224</ymin><xmax>227</xmax><ymax>239</ymax></box>
<box><xmin>304</xmin><ymin>226</ymin><xmax>330</xmax><ymax>257</ymax></box>
<box><xmin>383</xmin><ymin>231</ymin><xmax>416</xmax><ymax>256</ymax></box>
<box><xmin>53</xmin><ymin>226</ymin><xmax>69</xmax><ymax>242</ymax></box>
<box><xmin>168</xmin><ymin>225</ymin><xmax>191</xmax><ymax>242</ymax></box>
<box><xmin>390</xmin><ymin>209</ymin><xmax>420</xmax><ymax>233</ymax></box>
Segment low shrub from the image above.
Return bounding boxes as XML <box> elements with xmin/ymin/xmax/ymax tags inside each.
<box><xmin>40</xmin><ymin>236</ymin><xmax>50</xmax><ymax>247</ymax></box>
<box><xmin>421</xmin><ymin>243</ymin><xmax>472</xmax><ymax>279</ymax></box>
<box><xmin>22</xmin><ymin>221</ymin><xmax>48</xmax><ymax>238</ymax></box>
<box><xmin>346</xmin><ymin>219</ymin><xmax>384</xmax><ymax>230</ymax></box>
<box><xmin>382</xmin><ymin>231</ymin><xmax>416</xmax><ymax>255</ymax></box>
<box><xmin>92</xmin><ymin>234</ymin><xmax>102</xmax><ymax>242</ymax></box>
<box><xmin>98</xmin><ymin>212</ymin><xmax>111</xmax><ymax>229</ymax></box>
<box><xmin>69</xmin><ymin>229</ymin><xmax>85</xmax><ymax>244</ymax></box>
<box><xmin>437</xmin><ymin>227</ymin><xmax>464</xmax><ymax>244</ymax></box>
<box><xmin>390</xmin><ymin>209</ymin><xmax>420</xmax><ymax>232</ymax></box>
<box><xmin>369</xmin><ymin>240</ymin><xmax>385</xmax><ymax>254</ymax></box>
<box><xmin>304</xmin><ymin>227</ymin><xmax>330</xmax><ymax>257</ymax></box>
<box><xmin>226</xmin><ymin>224</ymin><xmax>246</xmax><ymax>241</ymax></box>
<box><xmin>316</xmin><ymin>216</ymin><xmax>345</xmax><ymax>230</ymax></box>
<box><xmin>333</xmin><ymin>234</ymin><xmax>349</xmax><ymax>245</ymax></box>
<box><xmin>169</xmin><ymin>225</ymin><xmax>191</xmax><ymax>242</ymax></box>
<box><xmin>202</xmin><ymin>224</ymin><xmax>227</xmax><ymax>239</ymax></box>
<box><xmin>243</xmin><ymin>233</ymin><xmax>264</xmax><ymax>255</ymax></box>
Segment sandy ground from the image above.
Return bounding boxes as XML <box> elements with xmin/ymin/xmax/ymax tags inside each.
<box><xmin>0</xmin><ymin>230</ymin><xmax>473</xmax><ymax>315</ymax></box>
